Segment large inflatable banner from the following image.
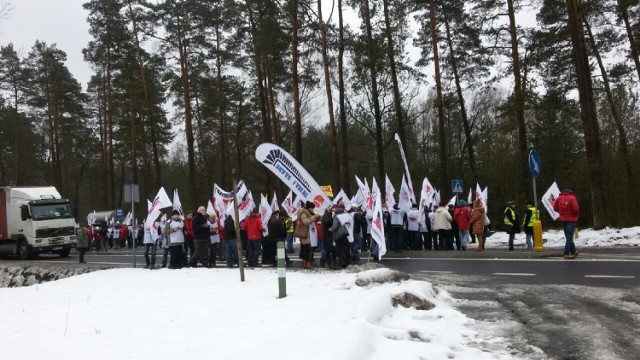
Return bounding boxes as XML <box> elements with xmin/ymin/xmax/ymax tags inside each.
<box><xmin>255</xmin><ymin>143</ymin><xmax>331</xmax><ymax>212</ymax></box>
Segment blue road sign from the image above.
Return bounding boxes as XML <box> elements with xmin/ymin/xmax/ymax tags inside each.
<box><xmin>116</xmin><ymin>209</ymin><xmax>124</xmax><ymax>218</ymax></box>
<box><xmin>452</xmin><ymin>180</ymin><xmax>464</xmax><ymax>195</ymax></box>
<box><xmin>529</xmin><ymin>149</ymin><xmax>541</xmax><ymax>178</ymax></box>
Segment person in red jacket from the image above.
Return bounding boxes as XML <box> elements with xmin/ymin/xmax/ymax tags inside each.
<box><xmin>241</xmin><ymin>209</ymin><xmax>266</xmax><ymax>267</ymax></box>
<box><xmin>553</xmin><ymin>189</ymin><xmax>580</xmax><ymax>259</ymax></box>
<box><xmin>453</xmin><ymin>200</ymin><xmax>471</xmax><ymax>250</ymax></box>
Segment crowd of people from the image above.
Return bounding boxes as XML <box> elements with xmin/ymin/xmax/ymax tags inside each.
<box><xmin>75</xmin><ymin>188</ymin><xmax>581</xmax><ymax>267</ymax></box>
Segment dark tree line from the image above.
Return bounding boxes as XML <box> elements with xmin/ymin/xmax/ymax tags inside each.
<box><xmin>1</xmin><ymin>0</ymin><xmax>639</xmax><ymax>228</ymax></box>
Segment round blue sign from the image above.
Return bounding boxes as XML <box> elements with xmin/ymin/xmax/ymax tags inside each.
<box><xmin>529</xmin><ymin>149</ymin><xmax>541</xmax><ymax>178</ymax></box>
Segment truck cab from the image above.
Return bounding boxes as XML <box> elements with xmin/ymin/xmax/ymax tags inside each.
<box><xmin>0</xmin><ymin>187</ymin><xmax>77</xmax><ymax>259</ymax></box>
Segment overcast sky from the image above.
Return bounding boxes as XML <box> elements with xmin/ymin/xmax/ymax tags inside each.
<box><xmin>0</xmin><ymin>0</ymin><xmax>93</xmax><ymax>89</ymax></box>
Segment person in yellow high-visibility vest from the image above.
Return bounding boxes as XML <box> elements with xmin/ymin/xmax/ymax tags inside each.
<box><xmin>503</xmin><ymin>201</ymin><xmax>520</xmax><ymax>251</ymax></box>
<box><xmin>522</xmin><ymin>200</ymin><xmax>538</xmax><ymax>251</ymax></box>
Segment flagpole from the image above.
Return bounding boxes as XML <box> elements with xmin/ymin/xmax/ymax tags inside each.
<box><xmin>232</xmin><ymin>168</ymin><xmax>245</xmax><ymax>282</ymax></box>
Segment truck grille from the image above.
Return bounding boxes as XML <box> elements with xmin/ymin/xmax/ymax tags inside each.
<box><xmin>36</xmin><ymin>227</ymin><xmax>75</xmax><ymax>238</ymax></box>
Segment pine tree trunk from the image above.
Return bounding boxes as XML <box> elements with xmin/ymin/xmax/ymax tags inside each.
<box><xmin>107</xmin><ymin>51</ymin><xmax>115</xmax><ymax>209</ymax></box>
<box><xmin>249</xmin><ymin>12</ymin><xmax>272</xmax><ymax>143</ymax></box>
<box><xmin>215</xmin><ymin>23</ymin><xmax>228</xmax><ymax>188</ymax></box>
<box><xmin>444</xmin><ymin>14</ymin><xmax>477</xmax><ymax>181</ymax></box>
<box><xmin>266</xmin><ymin>60</ymin><xmax>281</xmax><ymax>145</ymax></box>
<box><xmin>291</xmin><ymin>0</ymin><xmax>303</xmax><ymax>161</ymax></box>
<box><xmin>363</xmin><ymin>0</ymin><xmax>385</xmax><ymax>197</ymax></box>
<box><xmin>99</xmin><ymin>72</ymin><xmax>108</xmax><ymax>207</ymax></box>
<box><xmin>618</xmin><ymin>1</ymin><xmax>640</xmax><ymax>82</ymax></box>
<box><xmin>13</xmin><ymin>85</ymin><xmax>21</xmax><ymax>186</ymax></box>
<box><xmin>507</xmin><ymin>0</ymin><xmax>529</xmax><ymax>202</ymax></box>
<box><xmin>584</xmin><ymin>16</ymin><xmax>636</xmax><ymax>209</ymax></box>
<box><xmin>565</xmin><ymin>0</ymin><xmax>608</xmax><ymax>228</ymax></box>
<box><xmin>177</xmin><ymin>28</ymin><xmax>197</xmax><ymax>210</ymax></box>
<box><xmin>317</xmin><ymin>0</ymin><xmax>341</xmax><ymax>189</ymax></box>
<box><xmin>338</xmin><ymin>0</ymin><xmax>350</xmax><ymax>194</ymax></box>
<box><xmin>130</xmin><ymin>99</ymin><xmax>138</xmax><ymax>184</ymax></box>
<box><xmin>429</xmin><ymin>0</ymin><xmax>448</xmax><ymax>194</ymax></box>
<box><xmin>382</xmin><ymin>0</ymin><xmax>405</xmax><ymax>146</ymax></box>
<box><xmin>126</xmin><ymin>0</ymin><xmax>151</xmax><ymax>195</ymax></box>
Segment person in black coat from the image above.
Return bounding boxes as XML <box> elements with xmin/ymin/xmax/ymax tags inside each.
<box><xmin>320</xmin><ymin>208</ymin><xmax>335</xmax><ymax>268</ymax></box>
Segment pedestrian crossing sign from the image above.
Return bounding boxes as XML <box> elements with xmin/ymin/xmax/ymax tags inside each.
<box><xmin>452</xmin><ymin>180</ymin><xmax>464</xmax><ymax>195</ymax></box>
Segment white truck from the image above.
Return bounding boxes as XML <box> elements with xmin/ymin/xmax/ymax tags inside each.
<box><xmin>0</xmin><ymin>186</ymin><xmax>77</xmax><ymax>259</ymax></box>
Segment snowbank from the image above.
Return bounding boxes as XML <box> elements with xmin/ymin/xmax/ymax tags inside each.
<box><xmin>485</xmin><ymin>227</ymin><xmax>640</xmax><ymax>248</ymax></box>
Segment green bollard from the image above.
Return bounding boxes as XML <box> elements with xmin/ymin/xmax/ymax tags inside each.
<box><xmin>277</xmin><ymin>241</ymin><xmax>287</xmax><ymax>298</ymax></box>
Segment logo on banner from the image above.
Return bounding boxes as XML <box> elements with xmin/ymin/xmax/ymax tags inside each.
<box><xmin>262</xmin><ymin>149</ymin><xmax>312</xmax><ymax>198</ymax></box>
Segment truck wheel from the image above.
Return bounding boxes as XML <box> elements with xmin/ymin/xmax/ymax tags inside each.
<box><xmin>58</xmin><ymin>249</ymin><xmax>70</xmax><ymax>258</ymax></box>
<box><xmin>17</xmin><ymin>240</ymin><xmax>30</xmax><ymax>260</ymax></box>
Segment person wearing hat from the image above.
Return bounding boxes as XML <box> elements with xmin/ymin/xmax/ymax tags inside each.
<box><xmin>453</xmin><ymin>199</ymin><xmax>471</xmax><ymax>250</ymax></box>
<box><xmin>503</xmin><ymin>200</ymin><xmax>520</xmax><ymax>250</ymax></box>
<box><xmin>296</xmin><ymin>201</ymin><xmax>321</xmax><ymax>269</ymax></box>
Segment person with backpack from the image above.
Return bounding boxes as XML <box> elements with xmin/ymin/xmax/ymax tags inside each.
<box><xmin>331</xmin><ymin>207</ymin><xmax>351</xmax><ymax>269</ymax></box>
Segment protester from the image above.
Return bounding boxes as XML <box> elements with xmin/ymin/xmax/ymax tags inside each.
<box><xmin>522</xmin><ymin>200</ymin><xmax>537</xmax><ymax>251</ymax></box>
<box><xmin>428</xmin><ymin>207</ymin><xmax>438</xmax><ymax>250</ymax></box>
<box><xmin>272</xmin><ymin>211</ymin><xmax>293</xmax><ymax>266</ymax></box>
<box><xmin>448</xmin><ymin>205</ymin><xmax>461</xmax><ymax>250</ymax></box>
<box><xmin>296</xmin><ymin>201</ymin><xmax>320</xmax><ymax>269</ymax></box>
<box><xmin>284</xmin><ymin>213</ymin><xmax>295</xmax><ymax>254</ymax></box>
<box><xmin>351</xmin><ymin>205</ymin><xmax>364</xmax><ymax>259</ymax></box>
<box><xmin>405</xmin><ymin>205</ymin><xmax>421</xmax><ymax>250</ymax></box>
<box><xmin>222</xmin><ymin>216</ymin><xmax>239</xmax><ymax>268</ymax></box>
<box><xmin>188</xmin><ymin>206</ymin><xmax>211</xmax><ymax>267</ymax></box>
<box><xmin>264</xmin><ymin>212</ymin><xmax>281</xmax><ymax>266</ymax></box>
<box><xmin>503</xmin><ymin>200</ymin><xmax>520</xmax><ymax>251</ymax></box>
<box><xmin>389</xmin><ymin>204</ymin><xmax>405</xmax><ymax>252</ymax></box>
<box><xmin>453</xmin><ymin>200</ymin><xmax>471</xmax><ymax>251</ymax></box>
<box><xmin>241</xmin><ymin>209</ymin><xmax>266</xmax><ymax>267</ymax></box>
<box><xmin>166</xmin><ymin>210</ymin><xmax>186</xmax><ymax>269</ymax></box>
<box><xmin>208</xmin><ymin>214</ymin><xmax>220</xmax><ymax>267</ymax></box>
<box><xmin>434</xmin><ymin>202</ymin><xmax>453</xmax><ymax>250</ymax></box>
<box><xmin>320</xmin><ymin>207</ymin><xmax>335</xmax><ymax>267</ymax></box>
<box><xmin>184</xmin><ymin>210</ymin><xmax>194</xmax><ymax>260</ymax></box>
<box><xmin>143</xmin><ymin>218</ymin><xmax>159</xmax><ymax>269</ymax></box>
<box><xmin>419</xmin><ymin>206</ymin><xmax>432</xmax><ymax>250</ymax></box>
<box><xmin>76</xmin><ymin>226</ymin><xmax>89</xmax><ymax>264</ymax></box>
<box><xmin>330</xmin><ymin>207</ymin><xmax>351</xmax><ymax>269</ymax></box>
<box><xmin>553</xmin><ymin>189</ymin><xmax>580</xmax><ymax>259</ymax></box>
<box><xmin>100</xmin><ymin>221</ymin><xmax>108</xmax><ymax>252</ymax></box>
<box><xmin>469</xmin><ymin>200</ymin><xmax>485</xmax><ymax>251</ymax></box>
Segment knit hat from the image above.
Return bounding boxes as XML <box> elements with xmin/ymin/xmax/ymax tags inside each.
<box><xmin>172</xmin><ymin>210</ymin><xmax>180</xmax><ymax>215</ymax></box>
<box><xmin>457</xmin><ymin>200</ymin><xmax>467</xmax><ymax>206</ymax></box>
<box><xmin>304</xmin><ymin>201</ymin><xmax>315</xmax><ymax>209</ymax></box>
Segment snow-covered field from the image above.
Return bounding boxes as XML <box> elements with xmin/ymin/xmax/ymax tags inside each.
<box><xmin>0</xmin><ymin>267</ymin><xmax>530</xmax><ymax>360</ymax></box>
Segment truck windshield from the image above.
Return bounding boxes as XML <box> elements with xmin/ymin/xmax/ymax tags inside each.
<box><xmin>30</xmin><ymin>203</ymin><xmax>74</xmax><ymax>220</ymax></box>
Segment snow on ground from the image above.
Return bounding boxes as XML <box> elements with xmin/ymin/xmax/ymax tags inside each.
<box><xmin>484</xmin><ymin>227</ymin><xmax>640</xmax><ymax>248</ymax></box>
<box><xmin>0</xmin><ymin>267</ymin><xmax>524</xmax><ymax>360</ymax></box>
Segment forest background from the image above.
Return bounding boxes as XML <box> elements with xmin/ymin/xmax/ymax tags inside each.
<box><xmin>0</xmin><ymin>0</ymin><xmax>639</xmax><ymax>229</ymax></box>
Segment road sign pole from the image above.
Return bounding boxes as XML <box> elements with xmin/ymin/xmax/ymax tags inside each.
<box><xmin>132</xmin><ymin>187</ymin><xmax>136</xmax><ymax>268</ymax></box>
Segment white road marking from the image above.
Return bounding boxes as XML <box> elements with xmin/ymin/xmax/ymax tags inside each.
<box><xmin>419</xmin><ymin>270</ymin><xmax>454</xmax><ymax>274</ymax></box>
<box><xmin>492</xmin><ymin>272</ymin><xmax>536</xmax><ymax>276</ymax></box>
<box><xmin>584</xmin><ymin>275</ymin><xmax>635</xmax><ymax>279</ymax></box>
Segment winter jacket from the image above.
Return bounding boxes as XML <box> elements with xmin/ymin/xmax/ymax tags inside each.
<box><xmin>553</xmin><ymin>191</ymin><xmax>579</xmax><ymax>222</ymax></box>
<box><xmin>223</xmin><ymin>217</ymin><xmax>236</xmax><ymax>239</ymax></box>
<box><xmin>322</xmin><ymin>209</ymin><xmax>334</xmax><ymax>246</ymax></box>
<box><xmin>268</xmin><ymin>215</ymin><xmax>287</xmax><ymax>240</ymax></box>
<box><xmin>166</xmin><ymin>218</ymin><xmax>185</xmax><ymax>245</ymax></box>
<box><xmin>469</xmin><ymin>205</ymin><xmax>485</xmax><ymax>235</ymax></box>
<box><xmin>434</xmin><ymin>207</ymin><xmax>453</xmax><ymax>231</ymax></box>
<box><xmin>184</xmin><ymin>217</ymin><xmax>193</xmax><ymax>241</ymax></box>
<box><xmin>241</xmin><ymin>213</ymin><xmax>265</xmax><ymax>241</ymax></box>
<box><xmin>453</xmin><ymin>206</ymin><xmax>471</xmax><ymax>231</ymax></box>
<box><xmin>503</xmin><ymin>207</ymin><xmax>520</xmax><ymax>234</ymax></box>
<box><xmin>192</xmin><ymin>212</ymin><xmax>210</xmax><ymax>241</ymax></box>
<box><xmin>76</xmin><ymin>228</ymin><xmax>89</xmax><ymax>249</ymax></box>
<box><xmin>296</xmin><ymin>208</ymin><xmax>315</xmax><ymax>245</ymax></box>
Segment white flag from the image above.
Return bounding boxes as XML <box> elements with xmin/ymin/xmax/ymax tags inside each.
<box><xmin>447</xmin><ymin>195</ymin><xmax>457</xmax><ymax>207</ymax></box>
<box><xmin>398</xmin><ymin>176</ymin><xmax>412</xmax><ymax>212</ymax></box>
<box><xmin>206</xmin><ymin>200</ymin><xmax>215</xmax><ymax>216</ymax></box>
<box><xmin>370</xmin><ymin>178</ymin><xmax>381</xmax><ymax>213</ymax></box>
<box><xmin>309</xmin><ymin>222</ymin><xmax>318</xmax><ymax>247</ymax></box>
<box><xmin>385</xmin><ymin>174</ymin><xmax>396</xmax><ymax>208</ymax></box>
<box><xmin>173</xmin><ymin>189</ymin><xmax>184</xmax><ymax>219</ymax></box>
<box><xmin>475</xmin><ymin>183</ymin><xmax>484</xmax><ymax>208</ymax></box>
<box><xmin>351</xmin><ymin>188</ymin><xmax>365</xmax><ymax>208</ymax></box>
<box><xmin>419</xmin><ymin>178</ymin><xmax>435</xmax><ymax>214</ymax></box>
<box><xmin>394</xmin><ymin>133</ymin><xmax>416</xmax><ymax>203</ymax></box>
<box><xmin>468</xmin><ymin>188</ymin><xmax>473</xmax><ymax>205</ymax></box>
<box><xmin>337</xmin><ymin>213</ymin><xmax>355</xmax><ymax>243</ymax></box>
<box><xmin>332</xmin><ymin>189</ymin><xmax>352</xmax><ymax>209</ymax></box>
<box><xmin>482</xmin><ymin>187</ymin><xmax>488</xmax><ymax>213</ymax></box>
<box><xmin>542</xmin><ymin>182</ymin><xmax>561</xmax><ymax>220</ymax></box>
<box><xmin>145</xmin><ymin>187</ymin><xmax>172</xmax><ymax>231</ymax></box>
<box><xmin>271</xmin><ymin>191</ymin><xmax>279</xmax><ymax>212</ymax></box>
<box><xmin>370</xmin><ymin>191</ymin><xmax>387</xmax><ymax>258</ymax></box>
<box><xmin>259</xmin><ymin>194</ymin><xmax>273</xmax><ymax>236</ymax></box>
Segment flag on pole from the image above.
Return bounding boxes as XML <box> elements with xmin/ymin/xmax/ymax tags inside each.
<box><xmin>370</xmin><ymin>191</ymin><xmax>387</xmax><ymax>258</ymax></box>
<box><xmin>332</xmin><ymin>189</ymin><xmax>352</xmax><ymax>209</ymax></box>
<box><xmin>145</xmin><ymin>187</ymin><xmax>172</xmax><ymax>231</ymax></box>
<box><xmin>271</xmin><ymin>191</ymin><xmax>279</xmax><ymax>212</ymax></box>
<box><xmin>206</xmin><ymin>200</ymin><xmax>215</xmax><ymax>216</ymax></box>
<box><xmin>542</xmin><ymin>182</ymin><xmax>561</xmax><ymax>220</ymax></box>
<box><xmin>255</xmin><ymin>143</ymin><xmax>331</xmax><ymax>211</ymax></box>
<box><xmin>259</xmin><ymin>194</ymin><xmax>273</xmax><ymax>236</ymax></box>
<box><xmin>370</xmin><ymin>178</ymin><xmax>381</xmax><ymax>213</ymax></box>
<box><xmin>476</xmin><ymin>183</ymin><xmax>484</xmax><ymax>208</ymax></box>
<box><xmin>398</xmin><ymin>176</ymin><xmax>412</xmax><ymax>212</ymax></box>
<box><xmin>173</xmin><ymin>189</ymin><xmax>184</xmax><ymax>219</ymax></box>
<box><xmin>394</xmin><ymin>133</ymin><xmax>416</xmax><ymax>204</ymax></box>
<box><xmin>419</xmin><ymin>178</ymin><xmax>435</xmax><ymax>213</ymax></box>
<box><xmin>350</xmin><ymin>189</ymin><xmax>365</xmax><ymax>208</ymax></box>
<box><xmin>336</xmin><ymin>212</ymin><xmax>355</xmax><ymax>243</ymax></box>
<box><xmin>385</xmin><ymin>174</ymin><xmax>396</xmax><ymax>208</ymax></box>
<box><xmin>320</xmin><ymin>185</ymin><xmax>334</xmax><ymax>198</ymax></box>
<box><xmin>468</xmin><ymin>188</ymin><xmax>473</xmax><ymax>205</ymax></box>
<box><xmin>447</xmin><ymin>195</ymin><xmax>457</xmax><ymax>207</ymax></box>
